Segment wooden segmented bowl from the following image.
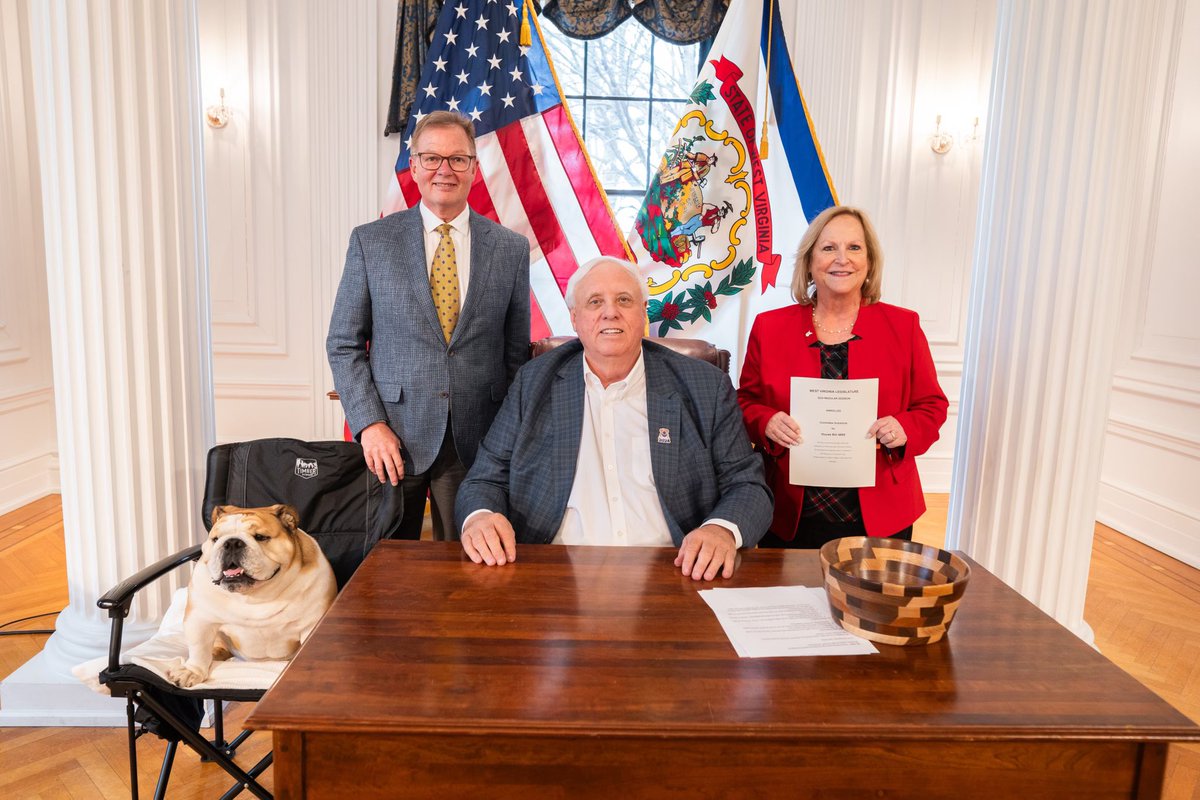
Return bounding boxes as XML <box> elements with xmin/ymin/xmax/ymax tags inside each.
<box><xmin>819</xmin><ymin>536</ymin><xmax>971</xmax><ymax>646</ymax></box>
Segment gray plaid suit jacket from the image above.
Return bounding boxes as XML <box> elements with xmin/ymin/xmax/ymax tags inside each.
<box><xmin>455</xmin><ymin>339</ymin><xmax>772</xmax><ymax>547</ymax></box>
<box><xmin>326</xmin><ymin>207</ymin><xmax>530</xmax><ymax>474</ymax></box>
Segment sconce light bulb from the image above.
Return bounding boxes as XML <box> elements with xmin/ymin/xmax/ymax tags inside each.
<box><xmin>205</xmin><ymin>88</ymin><xmax>230</xmax><ymax>129</ymax></box>
<box><xmin>930</xmin><ymin>113</ymin><xmax>953</xmax><ymax>155</ymax></box>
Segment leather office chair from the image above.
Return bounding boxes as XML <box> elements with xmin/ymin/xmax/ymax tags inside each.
<box><xmin>529</xmin><ymin>335</ymin><xmax>730</xmax><ymax>374</ymax></box>
<box><xmin>96</xmin><ymin>438</ymin><xmax>403</xmax><ymax>800</ymax></box>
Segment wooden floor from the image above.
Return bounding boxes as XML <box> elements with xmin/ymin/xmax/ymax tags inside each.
<box><xmin>0</xmin><ymin>495</ymin><xmax>1197</xmax><ymax>799</ymax></box>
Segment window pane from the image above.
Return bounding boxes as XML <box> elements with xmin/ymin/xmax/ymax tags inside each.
<box><xmin>653</xmin><ymin>38</ymin><xmax>701</xmax><ymax>100</ymax></box>
<box><xmin>607</xmin><ymin>194</ymin><xmax>644</xmax><ymax>236</ymax></box>
<box><xmin>540</xmin><ymin>19</ymin><xmax>702</xmax><ymax>212</ymax></box>
<box><xmin>650</xmin><ymin>100</ymin><xmax>689</xmax><ymax>163</ymax></box>
<box><xmin>584</xmin><ymin>99</ymin><xmax>650</xmax><ymax>191</ymax></box>
<box><xmin>586</xmin><ymin>18</ymin><xmax>653</xmax><ymax>98</ymax></box>
<box><xmin>540</xmin><ymin>19</ymin><xmax>585</xmax><ymax>97</ymax></box>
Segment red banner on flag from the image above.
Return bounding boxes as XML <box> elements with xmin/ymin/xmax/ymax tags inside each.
<box><xmin>713</xmin><ymin>57</ymin><xmax>781</xmax><ymax>291</ymax></box>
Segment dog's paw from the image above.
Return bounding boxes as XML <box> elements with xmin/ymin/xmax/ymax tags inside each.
<box><xmin>167</xmin><ymin>662</ymin><xmax>209</xmax><ymax>688</ymax></box>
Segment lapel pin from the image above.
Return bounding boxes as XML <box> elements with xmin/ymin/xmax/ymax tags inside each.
<box><xmin>657</xmin><ymin>427</ymin><xmax>672</xmax><ymax>444</ymax></box>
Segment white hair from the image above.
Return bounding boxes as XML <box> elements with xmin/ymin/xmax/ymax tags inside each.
<box><xmin>564</xmin><ymin>257</ymin><xmax>650</xmax><ymax>308</ymax></box>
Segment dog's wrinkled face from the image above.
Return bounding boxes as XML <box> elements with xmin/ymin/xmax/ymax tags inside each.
<box><xmin>202</xmin><ymin>504</ymin><xmax>300</xmax><ymax>593</ymax></box>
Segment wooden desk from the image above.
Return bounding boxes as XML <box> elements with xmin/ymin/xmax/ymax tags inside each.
<box><xmin>248</xmin><ymin>542</ymin><xmax>1200</xmax><ymax>798</ymax></box>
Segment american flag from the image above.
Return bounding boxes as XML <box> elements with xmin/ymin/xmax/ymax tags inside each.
<box><xmin>385</xmin><ymin>0</ymin><xmax>630</xmax><ymax>339</ymax></box>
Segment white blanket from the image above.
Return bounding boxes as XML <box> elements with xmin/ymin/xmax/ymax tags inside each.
<box><xmin>73</xmin><ymin>588</ymin><xmax>285</xmax><ymax>694</ymax></box>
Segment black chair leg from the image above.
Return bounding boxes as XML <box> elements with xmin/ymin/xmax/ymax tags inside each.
<box><xmin>214</xmin><ymin>699</ymin><xmax>225</xmax><ymax>747</ymax></box>
<box><xmin>126</xmin><ymin>697</ymin><xmax>140</xmax><ymax>800</ymax></box>
<box><xmin>133</xmin><ymin>690</ymin><xmax>272</xmax><ymax>800</ymax></box>
<box><xmin>153</xmin><ymin>740</ymin><xmax>177</xmax><ymax>800</ymax></box>
<box><xmin>201</xmin><ymin>699</ymin><xmax>227</xmax><ymax>761</ymax></box>
<box><xmin>224</xmin><ymin>728</ymin><xmax>254</xmax><ymax>755</ymax></box>
<box><xmin>218</xmin><ymin>751</ymin><xmax>273</xmax><ymax>800</ymax></box>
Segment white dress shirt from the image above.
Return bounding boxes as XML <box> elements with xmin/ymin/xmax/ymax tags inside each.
<box><xmin>552</xmin><ymin>352</ymin><xmax>743</xmax><ymax>548</ymax></box>
<box><xmin>419</xmin><ymin>202</ymin><xmax>471</xmax><ymax>306</ymax></box>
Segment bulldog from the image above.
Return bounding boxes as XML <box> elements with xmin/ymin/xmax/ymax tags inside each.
<box><xmin>166</xmin><ymin>504</ymin><xmax>336</xmax><ymax>688</ymax></box>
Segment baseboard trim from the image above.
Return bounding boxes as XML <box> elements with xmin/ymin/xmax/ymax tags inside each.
<box><xmin>1097</xmin><ymin>481</ymin><xmax>1200</xmax><ymax>570</ymax></box>
<box><xmin>915</xmin><ymin>453</ymin><xmax>952</xmax><ymax>494</ymax></box>
<box><xmin>0</xmin><ymin>452</ymin><xmax>60</xmax><ymax>516</ymax></box>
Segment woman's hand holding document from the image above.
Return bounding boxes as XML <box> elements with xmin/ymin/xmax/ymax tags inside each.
<box><xmin>789</xmin><ymin>377</ymin><xmax>879</xmax><ymax>487</ymax></box>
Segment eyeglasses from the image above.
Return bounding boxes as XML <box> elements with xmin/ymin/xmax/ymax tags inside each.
<box><xmin>414</xmin><ymin>153</ymin><xmax>476</xmax><ymax>172</ymax></box>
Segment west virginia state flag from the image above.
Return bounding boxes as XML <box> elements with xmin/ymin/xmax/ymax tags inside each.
<box><xmin>626</xmin><ymin>0</ymin><xmax>838</xmax><ymax>380</ymax></box>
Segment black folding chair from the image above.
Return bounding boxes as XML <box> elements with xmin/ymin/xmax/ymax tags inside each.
<box><xmin>96</xmin><ymin>438</ymin><xmax>403</xmax><ymax>799</ymax></box>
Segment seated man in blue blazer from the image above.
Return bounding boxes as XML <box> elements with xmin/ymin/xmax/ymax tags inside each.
<box><xmin>456</xmin><ymin>257</ymin><xmax>772</xmax><ymax>580</ymax></box>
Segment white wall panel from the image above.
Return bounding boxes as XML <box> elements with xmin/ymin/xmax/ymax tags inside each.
<box><xmin>201</xmin><ymin>0</ymin><xmax>289</xmax><ymax>356</ymax></box>
<box><xmin>0</xmin><ymin>0</ymin><xmax>57</xmax><ymax>512</ymax></box>
<box><xmin>199</xmin><ymin>0</ymin><xmax>377</xmax><ymax>442</ymax></box>
<box><xmin>1100</xmin><ymin>0</ymin><xmax>1200</xmax><ymax>567</ymax></box>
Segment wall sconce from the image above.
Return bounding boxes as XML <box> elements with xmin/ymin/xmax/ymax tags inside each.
<box><xmin>964</xmin><ymin>116</ymin><xmax>981</xmax><ymax>145</ymax></box>
<box><xmin>929</xmin><ymin>114</ymin><xmax>954</xmax><ymax>155</ymax></box>
<box><xmin>929</xmin><ymin>114</ymin><xmax>983</xmax><ymax>155</ymax></box>
<box><xmin>205</xmin><ymin>88</ymin><xmax>230</xmax><ymax>129</ymax></box>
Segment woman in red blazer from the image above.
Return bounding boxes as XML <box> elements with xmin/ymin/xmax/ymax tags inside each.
<box><xmin>738</xmin><ymin>206</ymin><xmax>948</xmax><ymax>548</ymax></box>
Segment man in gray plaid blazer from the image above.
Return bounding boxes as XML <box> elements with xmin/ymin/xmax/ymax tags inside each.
<box><xmin>456</xmin><ymin>257</ymin><xmax>771</xmax><ymax>580</ymax></box>
<box><xmin>327</xmin><ymin>111</ymin><xmax>529</xmax><ymax>540</ymax></box>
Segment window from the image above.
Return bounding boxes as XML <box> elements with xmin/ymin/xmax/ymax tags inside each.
<box><xmin>541</xmin><ymin>19</ymin><xmax>701</xmax><ymax>234</ymax></box>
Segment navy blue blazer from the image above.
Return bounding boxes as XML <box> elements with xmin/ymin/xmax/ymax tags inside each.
<box><xmin>455</xmin><ymin>339</ymin><xmax>772</xmax><ymax>547</ymax></box>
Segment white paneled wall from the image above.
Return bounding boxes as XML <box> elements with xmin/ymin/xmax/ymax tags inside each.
<box><xmin>198</xmin><ymin>0</ymin><xmax>378</xmax><ymax>444</ymax></box>
<box><xmin>0</xmin><ymin>0</ymin><xmax>1195</xmax><ymax>571</ymax></box>
<box><xmin>0</xmin><ymin>0</ymin><xmax>57</xmax><ymax>514</ymax></box>
<box><xmin>1099</xmin><ymin>0</ymin><xmax>1200</xmax><ymax>568</ymax></box>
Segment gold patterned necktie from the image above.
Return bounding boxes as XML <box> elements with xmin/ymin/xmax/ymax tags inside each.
<box><xmin>430</xmin><ymin>222</ymin><xmax>460</xmax><ymax>342</ymax></box>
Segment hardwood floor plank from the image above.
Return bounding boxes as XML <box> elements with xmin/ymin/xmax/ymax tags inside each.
<box><xmin>0</xmin><ymin>495</ymin><xmax>60</xmax><ymax>529</ymax></box>
<box><xmin>1094</xmin><ymin>527</ymin><xmax>1200</xmax><ymax>604</ymax></box>
<box><xmin>72</xmin><ymin>746</ymin><xmax>130</xmax><ymax>798</ymax></box>
<box><xmin>913</xmin><ymin>492</ymin><xmax>948</xmax><ymax>549</ymax></box>
<box><xmin>1165</xmin><ymin>746</ymin><xmax>1200</xmax><ymax>800</ymax></box>
<box><xmin>0</xmin><ymin>511</ymin><xmax>65</xmax><ymax>555</ymax></box>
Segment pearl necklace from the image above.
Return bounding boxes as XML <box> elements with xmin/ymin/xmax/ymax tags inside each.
<box><xmin>812</xmin><ymin>309</ymin><xmax>857</xmax><ymax>335</ymax></box>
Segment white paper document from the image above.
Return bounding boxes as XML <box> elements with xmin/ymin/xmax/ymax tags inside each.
<box><xmin>698</xmin><ymin>585</ymin><xmax>877</xmax><ymax>657</ymax></box>
<box><xmin>789</xmin><ymin>376</ymin><xmax>879</xmax><ymax>487</ymax></box>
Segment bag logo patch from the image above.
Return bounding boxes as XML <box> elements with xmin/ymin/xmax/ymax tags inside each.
<box><xmin>294</xmin><ymin>458</ymin><xmax>318</xmax><ymax>479</ymax></box>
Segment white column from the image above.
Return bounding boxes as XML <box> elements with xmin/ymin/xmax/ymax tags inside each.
<box><xmin>947</xmin><ymin>0</ymin><xmax>1172</xmax><ymax>638</ymax></box>
<box><xmin>1</xmin><ymin>0</ymin><xmax>213</xmax><ymax>724</ymax></box>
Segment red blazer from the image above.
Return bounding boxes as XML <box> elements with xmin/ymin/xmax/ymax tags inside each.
<box><xmin>737</xmin><ymin>303</ymin><xmax>948</xmax><ymax>538</ymax></box>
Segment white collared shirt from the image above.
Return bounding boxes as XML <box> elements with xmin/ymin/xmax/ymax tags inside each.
<box><xmin>419</xmin><ymin>202</ymin><xmax>471</xmax><ymax>306</ymax></box>
<box><xmin>552</xmin><ymin>352</ymin><xmax>743</xmax><ymax>548</ymax></box>
<box><xmin>553</xmin><ymin>352</ymin><xmax>671</xmax><ymax>546</ymax></box>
